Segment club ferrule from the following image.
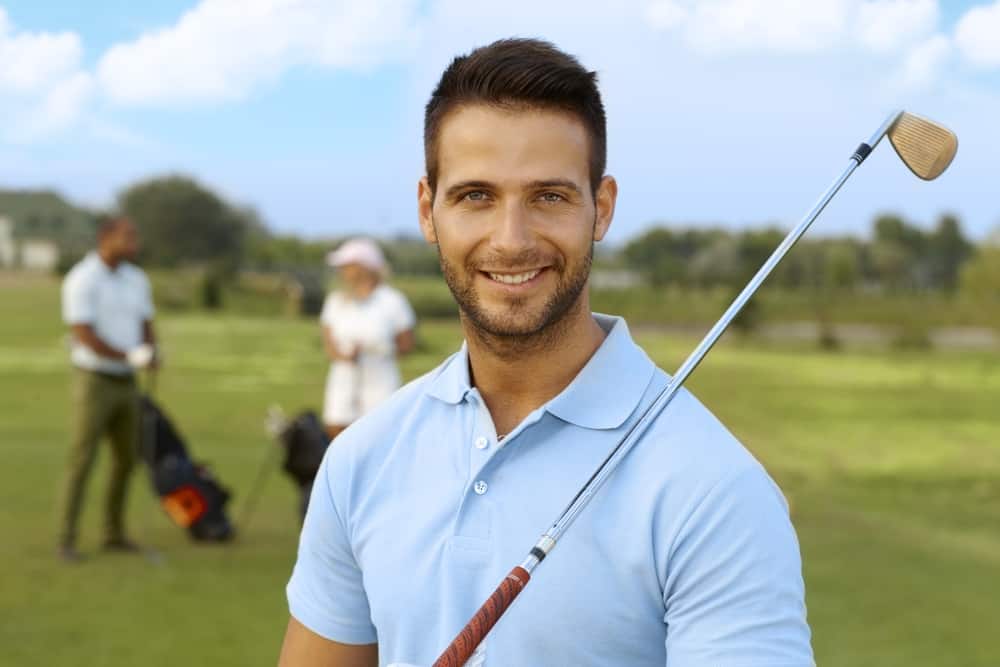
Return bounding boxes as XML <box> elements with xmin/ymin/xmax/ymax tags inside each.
<box><xmin>851</xmin><ymin>142</ymin><xmax>873</xmax><ymax>164</ymax></box>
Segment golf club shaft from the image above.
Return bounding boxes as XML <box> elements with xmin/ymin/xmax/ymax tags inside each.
<box><xmin>433</xmin><ymin>112</ymin><xmax>900</xmax><ymax>667</ymax></box>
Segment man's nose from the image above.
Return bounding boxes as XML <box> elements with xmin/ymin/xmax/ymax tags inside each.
<box><xmin>491</xmin><ymin>202</ymin><xmax>534</xmax><ymax>256</ymax></box>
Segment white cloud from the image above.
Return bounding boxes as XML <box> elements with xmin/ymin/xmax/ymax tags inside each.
<box><xmin>0</xmin><ymin>7</ymin><xmax>83</xmax><ymax>94</ymax></box>
<box><xmin>97</xmin><ymin>0</ymin><xmax>422</xmax><ymax>107</ymax></box>
<box><xmin>856</xmin><ymin>0</ymin><xmax>938</xmax><ymax>53</ymax></box>
<box><xmin>685</xmin><ymin>0</ymin><xmax>852</xmax><ymax>54</ymax></box>
<box><xmin>954</xmin><ymin>1</ymin><xmax>1000</xmax><ymax>68</ymax></box>
<box><xmin>0</xmin><ymin>7</ymin><xmax>91</xmax><ymax>142</ymax></box>
<box><xmin>645</xmin><ymin>0</ymin><xmax>853</xmax><ymax>54</ymax></box>
<box><xmin>22</xmin><ymin>73</ymin><xmax>94</xmax><ymax>137</ymax></box>
<box><xmin>645</xmin><ymin>0</ymin><xmax>944</xmax><ymax>56</ymax></box>
<box><xmin>897</xmin><ymin>34</ymin><xmax>951</xmax><ymax>89</ymax></box>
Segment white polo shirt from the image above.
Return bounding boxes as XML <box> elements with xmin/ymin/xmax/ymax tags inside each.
<box><xmin>288</xmin><ymin>315</ymin><xmax>813</xmax><ymax>666</ymax></box>
<box><xmin>62</xmin><ymin>252</ymin><xmax>154</xmax><ymax>375</ymax></box>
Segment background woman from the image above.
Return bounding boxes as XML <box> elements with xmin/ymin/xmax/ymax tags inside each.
<box><xmin>319</xmin><ymin>238</ymin><xmax>416</xmax><ymax>440</ymax></box>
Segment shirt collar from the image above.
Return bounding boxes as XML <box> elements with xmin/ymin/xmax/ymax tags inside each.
<box><xmin>427</xmin><ymin>314</ymin><xmax>656</xmax><ymax>431</ymax></box>
<box><xmin>544</xmin><ymin>314</ymin><xmax>656</xmax><ymax>430</ymax></box>
<box><xmin>88</xmin><ymin>251</ymin><xmax>122</xmax><ymax>274</ymax></box>
<box><xmin>426</xmin><ymin>343</ymin><xmax>474</xmax><ymax>405</ymax></box>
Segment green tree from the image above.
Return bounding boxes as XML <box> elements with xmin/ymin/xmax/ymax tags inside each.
<box><xmin>926</xmin><ymin>213</ymin><xmax>972</xmax><ymax>292</ymax></box>
<box><xmin>823</xmin><ymin>240</ymin><xmax>861</xmax><ymax>291</ymax></box>
<box><xmin>871</xmin><ymin>213</ymin><xmax>927</xmax><ymax>290</ymax></box>
<box><xmin>118</xmin><ymin>175</ymin><xmax>254</xmax><ymax>272</ymax></box>
<box><xmin>623</xmin><ymin>225</ymin><xmax>726</xmax><ymax>286</ymax></box>
<box><xmin>960</xmin><ymin>230</ymin><xmax>1000</xmax><ymax>301</ymax></box>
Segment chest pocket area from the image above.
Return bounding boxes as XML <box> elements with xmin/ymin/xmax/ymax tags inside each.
<box><xmin>97</xmin><ymin>279</ymin><xmax>144</xmax><ymax>325</ymax></box>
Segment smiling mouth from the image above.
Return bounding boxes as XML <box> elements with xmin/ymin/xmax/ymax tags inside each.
<box><xmin>484</xmin><ymin>269</ymin><xmax>543</xmax><ymax>285</ymax></box>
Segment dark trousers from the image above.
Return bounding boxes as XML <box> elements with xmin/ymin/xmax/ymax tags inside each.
<box><xmin>58</xmin><ymin>368</ymin><xmax>138</xmax><ymax>547</ymax></box>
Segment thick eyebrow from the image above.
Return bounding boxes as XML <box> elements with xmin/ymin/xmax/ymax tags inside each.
<box><xmin>443</xmin><ymin>180</ymin><xmax>495</xmax><ymax>201</ymax></box>
<box><xmin>526</xmin><ymin>179</ymin><xmax>584</xmax><ymax>195</ymax></box>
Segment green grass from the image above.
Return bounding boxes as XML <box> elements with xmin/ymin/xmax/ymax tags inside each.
<box><xmin>1</xmin><ymin>273</ymin><xmax>999</xmax><ymax>666</ymax></box>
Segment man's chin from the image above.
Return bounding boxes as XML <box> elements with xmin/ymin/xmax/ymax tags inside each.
<box><xmin>464</xmin><ymin>306</ymin><xmax>556</xmax><ymax>339</ymax></box>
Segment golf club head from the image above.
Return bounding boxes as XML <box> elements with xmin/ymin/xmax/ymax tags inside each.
<box><xmin>265</xmin><ymin>404</ymin><xmax>288</xmax><ymax>438</ymax></box>
<box><xmin>888</xmin><ymin>112</ymin><xmax>957</xmax><ymax>180</ymax></box>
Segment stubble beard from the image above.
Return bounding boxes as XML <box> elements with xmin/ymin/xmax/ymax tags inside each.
<box><xmin>438</xmin><ymin>240</ymin><xmax>594</xmax><ymax>359</ymax></box>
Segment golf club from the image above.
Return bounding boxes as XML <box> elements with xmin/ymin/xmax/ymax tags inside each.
<box><xmin>432</xmin><ymin>110</ymin><xmax>958</xmax><ymax>667</ymax></box>
<box><xmin>235</xmin><ymin>405</ymin><xmax>289</xmax><ymax>533</ymax></box>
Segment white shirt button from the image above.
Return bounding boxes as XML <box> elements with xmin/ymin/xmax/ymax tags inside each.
<box><xmin>474</xmin><ymin>436</ymin><xmax>489</xmax><ymax>450</ymax></box>
<box><xmin>474</xmin><ymin>480</ymin><xmax>488</xmax><ymax>495</ymax></box>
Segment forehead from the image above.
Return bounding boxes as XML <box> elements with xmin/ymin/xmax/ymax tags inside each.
<box><xmin>103</xmin><ymin>220</ymin><xmax>136</xmax><ymax>240</ymax></box>
<box><xmin>435</xmin><ymin>104</ymin><xmax>590</xmax><ymax>187</ymax></box>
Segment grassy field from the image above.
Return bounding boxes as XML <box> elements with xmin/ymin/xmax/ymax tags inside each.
<box><xmin>2</xmin><ymin>272</ymin><xmax>999</xmax><ymax>666</ymax></box>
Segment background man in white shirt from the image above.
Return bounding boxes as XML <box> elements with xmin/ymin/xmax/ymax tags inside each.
<box><xmin>58</xmin><ymin>216</ymin><xmax>157</xmax><ymax>562</ymax></box>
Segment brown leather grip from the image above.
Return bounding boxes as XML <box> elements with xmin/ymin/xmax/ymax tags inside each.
<box><xmin>432</xmin><ymin>566</ymin><xmax>531</xmax><ymax>667</ymax></box>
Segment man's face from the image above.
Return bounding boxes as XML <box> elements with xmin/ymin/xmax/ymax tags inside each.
<box><xmin>103</xmin><ymin>220</ymin><xmax>140</xmax><ymax>263</ymax></box>
<box><xmin>418</xmin><ymin>105</ymin><xmax>616</xmax><ymax>339</ymax></box>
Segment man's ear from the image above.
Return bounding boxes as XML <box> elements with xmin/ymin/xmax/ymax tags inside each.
<box><xmin>417</xmin><ymin>177</ymin><xmax>438</xmax><ymax>245</ymax></box>
<box><xmin>593</xmin><ymin>175</ymin><xmax>617</xmax><ymax>242</ymax></box>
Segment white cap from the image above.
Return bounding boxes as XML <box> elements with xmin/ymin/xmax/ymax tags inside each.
<box><xmin>326</xmin><ymin>238</ymin><xmax>388</xmax><ymax>276</ymax></box>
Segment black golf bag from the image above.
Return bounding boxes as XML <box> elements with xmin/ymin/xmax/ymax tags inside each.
<box><xmin>276</xmin><ymin>410</ymin><xmax>329</xmax><ymax>519</ymax></box>
<box><xmin>139</xmin><ymin>396</ymin><xmax>235</xmax><ymax>541</ymax></box>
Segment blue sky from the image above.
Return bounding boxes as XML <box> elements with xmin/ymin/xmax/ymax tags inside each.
<box><xmin>1</xmin><ymin>0</ymin><xmax>997</xmax><ymax>243</ymax></box>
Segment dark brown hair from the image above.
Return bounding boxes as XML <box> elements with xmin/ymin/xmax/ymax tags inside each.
<box><xmin>424</xmin><ymin>38</ymin><xmax>607</xmax><ymax>197</ymax></box>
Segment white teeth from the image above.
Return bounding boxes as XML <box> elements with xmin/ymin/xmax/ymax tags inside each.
<box><xmin>488</xmin><ymin>270</ymin><xmax>540</xmax><ymax>285</ymax></box>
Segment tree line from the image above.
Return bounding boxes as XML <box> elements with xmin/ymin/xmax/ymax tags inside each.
<box><xmin>622</xmin><ymin>213</ymin><xmax>991</xmax><ymax>296</ymax></box>
<box><xmin>4</xmin><ymin>174</ymin><xmax>999</xmax><ymax>299</ymax></box>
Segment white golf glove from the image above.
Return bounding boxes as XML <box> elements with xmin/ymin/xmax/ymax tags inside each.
<box><xmin>127</xmin><ymin>343</ymin><xmax>156</xmax><ymax>369</ymax></box>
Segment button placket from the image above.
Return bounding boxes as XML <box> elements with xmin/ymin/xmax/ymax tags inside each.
<box><xmin>467</xmin><ymin>392</ymin><xmax>500</xmax><ymax>487</ymax></box>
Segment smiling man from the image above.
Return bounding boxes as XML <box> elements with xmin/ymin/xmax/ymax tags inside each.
<box><xmin>279</xmin><ymin>38</ymin><xmax>813</xmax><ymax>667</ymax></box>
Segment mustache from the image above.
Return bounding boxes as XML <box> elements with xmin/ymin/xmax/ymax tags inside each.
<box><xmin>468</xmin><ymin>250</ymin><xmax>561</xmax><ymax>272</ymax></box>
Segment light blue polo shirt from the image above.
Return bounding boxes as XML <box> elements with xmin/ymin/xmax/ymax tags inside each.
<box><xmin>287</xmin><ymin>314</ymin><xmax>813</xmax><ymax>666</ymax></box>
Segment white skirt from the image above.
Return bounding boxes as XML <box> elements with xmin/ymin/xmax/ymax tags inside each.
<box><xmin>322</xmin><ymin>358</ymin><xmax>401</xmax><ymax>426</ymax></box>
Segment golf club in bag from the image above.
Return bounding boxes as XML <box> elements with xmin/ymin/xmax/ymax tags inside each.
<box><xmin>433</xmin><ymin>110</ymin><xmax>958</xmax><ymax>666</ymax></box>
<box><xmin>139</xmin><ymin>395</ymin><xmax>236</xmax><ymax>541</ymax></box>
<box><xmin>238</xmin><ymin>407</ymin><xmax>331</xmax><ymax>534</ymax></box>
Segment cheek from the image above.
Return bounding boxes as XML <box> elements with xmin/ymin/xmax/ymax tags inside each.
<box><xmin>432</xmin><ymin>214</ymin><xmax>480</xmax><ymax>259</ymax></box>
<box><xmin>542</xmin><ymin>219</ymin><xmax>594</xmax><ymax>261</ymax></box>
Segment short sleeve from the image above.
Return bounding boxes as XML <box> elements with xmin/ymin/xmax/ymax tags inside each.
<box><xmin>62</xmin><ymin>268</ymin><xmax>96</xmax><ymax>325</ymax></box>
<box><xmin>663</xmin><ymin>465</ymin><xmax>814</xmax><ymax>666</ymax></box>
<box><xmin>286</xmin><ymin>448</ymin><xmax>377</xmax><ymax>644</ymax></box>
<box><xmin>386</xmin><ymin>288</ymin><xmax>416</xmax><ymax>334</ymax></box>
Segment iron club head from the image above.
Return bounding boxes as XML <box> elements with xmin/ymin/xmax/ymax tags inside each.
<box><xmin>888</xmin><ymin>111</ymin><xmax>958</xmax><ymax>181</ymax></box>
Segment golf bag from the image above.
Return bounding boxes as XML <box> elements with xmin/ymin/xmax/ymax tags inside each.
<box><xmin>276</xmin><ymin>410</ymin><xmax>329</xmax><ymax>519</ymax></box>
<box><xmin>139</xmin><ymin>396</ymin><xmax>235</xmax><ymax>541</ymax></box>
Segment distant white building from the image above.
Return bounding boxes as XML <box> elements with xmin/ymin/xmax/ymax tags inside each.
<box><xmin>591</xmin><ymin>268</ymin><xmax>642</xmax><ymax>289</ymax></box>
<box><xmin>20</xmin><ymin>239</ymin><xmax>60</xmax><ymax>272</ymax></box>
<box><xmin>0</xmin><ymin>215</ymin><xmax>62</xmax><ymax>271</ymax></box>
<box><xmin>0</xmin><ymin>216</ymin><xmax>14</xmax><ymax>268</ymax></box>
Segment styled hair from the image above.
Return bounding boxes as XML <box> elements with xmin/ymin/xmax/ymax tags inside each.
<box><xmin>424</xmin><ymin>38</ymin><xmax>607</xmax><ymax>197</ymax></box>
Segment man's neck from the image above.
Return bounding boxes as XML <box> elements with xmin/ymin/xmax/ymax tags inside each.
<box><xmin>464</xmin><ymin>303</ymin><xmax>607</xmax><ymax>437</ymax></box>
